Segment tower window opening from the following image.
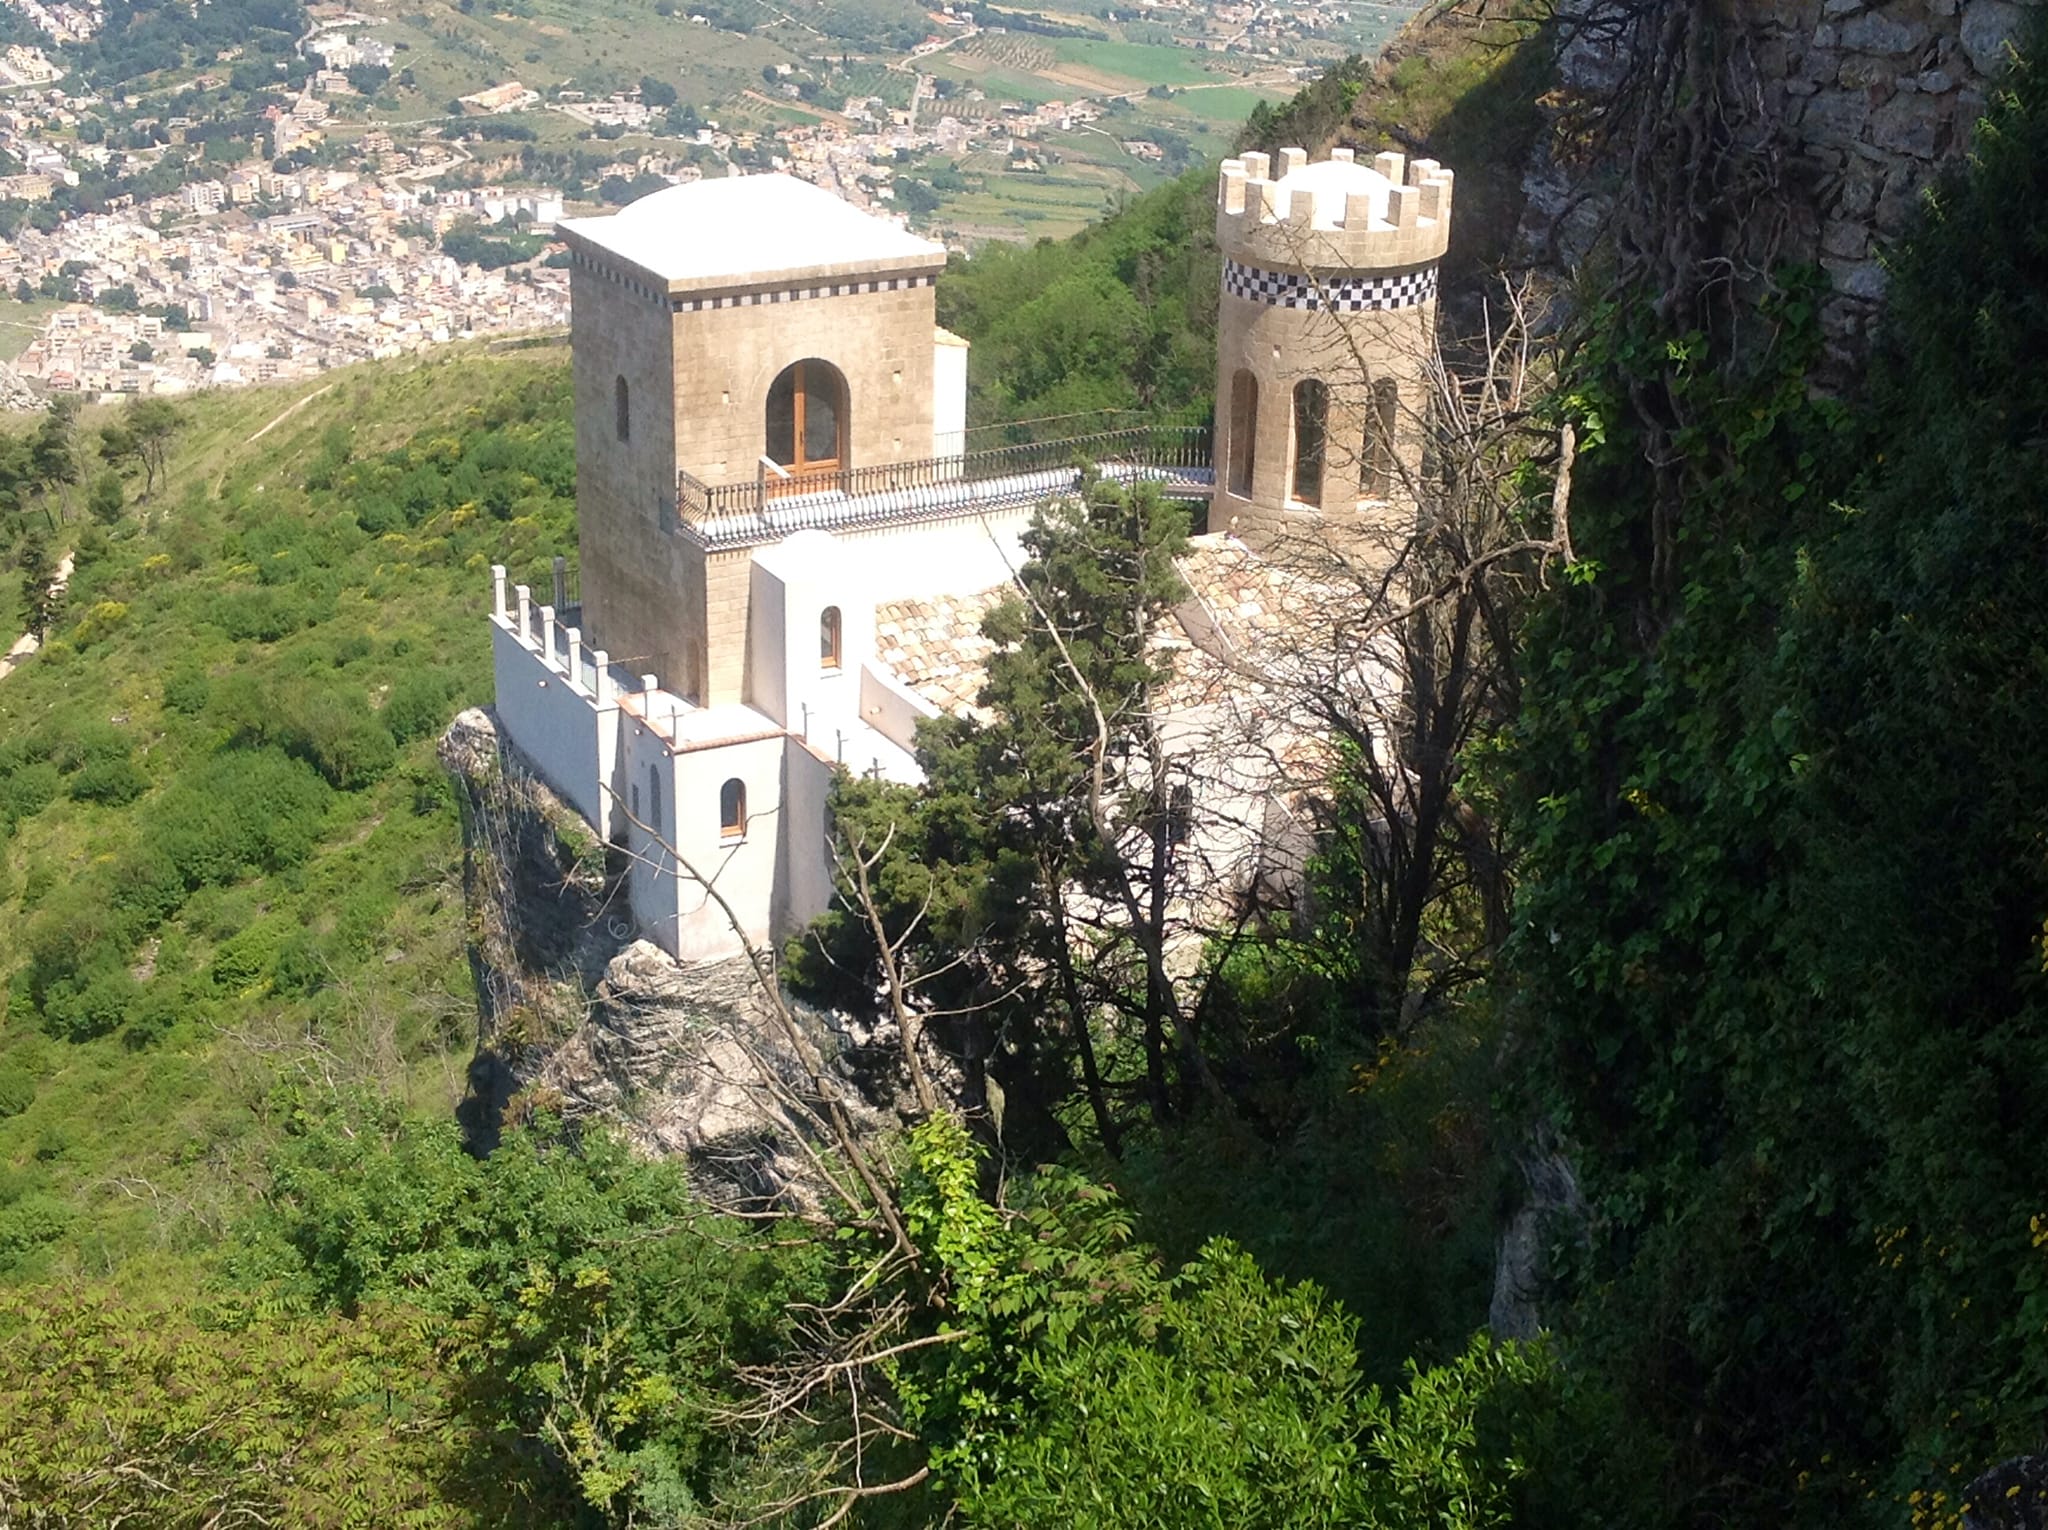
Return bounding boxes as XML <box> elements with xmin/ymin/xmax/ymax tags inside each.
<box><xmin>720</xmin><ymin>778</ymin><xmax>748</xmax><ymax>840</ymax></box>
<box><xmin>614</xmin><ymin>374</ymin><xmax>630</xmax><ymax>443</ymax></box>
<box><xmin>1227</xmin><ymin>370</ymin><xmax>1258</xmax><ymax>499</ymax></box>
<box><xmin>1165</xmin><ymin>782</ymin><xmax>1194</xmax><ymax>849</ymax></box>
<box><xmin>765</xmin><ymin>359</ymin><xmax>847</xmax><ymax>493</ymax></box>
<box><xmin>1291</xmin><ymin>378</ymin><xmax>1327</xmax><ymax>508</ymax></box>
<box><xmin>820</xmin><ymin>605</ymin><xmax>842</xmax><ymax>672</ymax></box>
<box><xmin>1364</xmin><ymin>378</ymin><xmax>1398</xmax><ymax>499</ymax></box>
<box><xmin>648</xmin><ymin>762</ymin><xmax>662</xmax><ymax>835</ymax></box>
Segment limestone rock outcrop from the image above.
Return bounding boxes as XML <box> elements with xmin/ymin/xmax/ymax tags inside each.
<box><xmin>1965</xmin><ymin>1456</ymin><xmax>2048</xmax><ymax>1529</ymax></box>
<box><xmin>439</xmin><ymin>706</ymin><xmax>915</xmax><ymax>1206</ymax></box>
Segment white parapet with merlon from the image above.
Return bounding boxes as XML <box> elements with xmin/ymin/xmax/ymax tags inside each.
<box><xmin>858</xmin><ymin>659</ymin><xmax>942</xmax><ymax>758</ymax></box>
<box><xmin>1216</xmin><ymin>145</ymin><xmax>1454</xmax><ymax>274</ymax></box>
<box><xmin>489</xmin><ymin>568</ymin><xmax>623</xmax><ymax>837</ymax></box>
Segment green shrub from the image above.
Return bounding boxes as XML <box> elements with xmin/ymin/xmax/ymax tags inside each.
<box><xmin>50</xmin><ymin>722</ymin><xmax>135</xmax><ymax>774</ymax></box>
<box><xmin>0</xmin><ymin>1068</ymin><xmax>35</xmax><ymax>1119</ymax></box>
<box><xmin>42</xmin><ymin>967</ymin><xmax>142</xmax><ymax>1043</ymax></box>
<box><xmin>383</xmin><ymin>670</ymin><xmax>455</xmax><ymax>745</ymax></box>
<box><xmin>161</xmin><ymin>667</ymin><xmax>212</xmax><ymax>714</ymax></box>
<box><xmin>275</xmin><ymin>686</ymin><xmax>398</xmax><ymax>790</ymax></box>
<box><xmin>143</xmin><ymin>748</ymin><xmax>333</xmax><ymax>890</ymax></box>
<box><xmin>272</xmin><ymin>935</ymin><xmax>328</xmax><ymax>998</ymax></box>
<box><xmin>213</xmin><ymin>588</ymin><xmax>311</xmax><ymax>643</ymax></box>
<box><xmin>212</xmin><ymin>922</ymin><xmax>286</xmax><ymax>991</ymax></box>
<box><xmin>122</xmin><ymin>982</ymin><xmax>194</xmax><ymax>1050</ymax></box>
<box><xmin>68</xmin><ymin>756</ymin><xmax>149</xmax><ymax>805</ymax></box>
<box><xmin>0</xmin><ymin>1194</ymin><xmax>70</xmax><ymax>1272</ymax></box>
<box><xmin>2</xmin><ymin>762</ymin><xmax>61</xmax><ymax>824</ymax></box>
<box><xmin>107</xmin><ymin>847</ymin><xmax>187</xmax><ymax>923</ymax></box>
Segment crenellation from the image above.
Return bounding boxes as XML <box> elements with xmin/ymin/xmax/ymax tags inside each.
<box><xmin>1217</xmin><ymin>145</ymin><xmax>1455</xmax><ymax>275</ymax></box>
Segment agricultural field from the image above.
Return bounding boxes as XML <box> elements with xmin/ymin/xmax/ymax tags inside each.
<box><xmin>276</xmin><ymin>0</ymin><xmax>1409</xmax><ymax>242</ymax></box>
<box><xmin>355</xmin><ymin>0</ymin><xmax>788</xmax><ymax>122</ymax></box>
<box><xmin>0</xmin><ymin>297</ymin><xmax>65</xmax><ymax>363</ymax></box>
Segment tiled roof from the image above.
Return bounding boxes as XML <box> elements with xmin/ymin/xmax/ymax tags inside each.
<box><xmin>874</xmin><ymin>586</ymin><xmax>1012</xmax><ymax>719</ymax></box>
<box><xmin>1174</xmin><ymin>532</ymin><xmax>1346</xmax><ymax>652</ymax></box>
<box><xmin>871</xmin><ymin>535</ymin><xmax>1360</xmax><ymax>724</ymax></box>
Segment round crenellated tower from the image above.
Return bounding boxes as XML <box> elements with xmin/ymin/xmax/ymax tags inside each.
<box><xmin>1211</xmin><ymin>145</ymin><xmax>1454</xmax><ymax>558</ymax></box>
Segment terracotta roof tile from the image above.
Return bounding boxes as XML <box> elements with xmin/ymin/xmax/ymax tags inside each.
<box><xmin>873</xmin><ymin>586</ymin><xmax>1011</xmax><ymax>719</ymax></box>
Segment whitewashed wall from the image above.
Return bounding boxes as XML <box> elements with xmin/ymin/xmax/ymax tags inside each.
<box><xmin>490</xmin><ymin>606</ymin><xmax>619</xmax><ymax>836</ymax></box>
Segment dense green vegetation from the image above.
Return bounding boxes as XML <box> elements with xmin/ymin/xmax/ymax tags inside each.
<box><xmin>0</xmin><ymin>357</ymin><xmax>576</xmax><ymax>1279</ymax></box>
<box><xmin>938</xmin><ymin>167</ymin><xmax>1218</xmax><ymax>429</ymax></box>
<box><xmin>1504</xmin><ymin>42</ymin><xmax>2048</xmax><ymax>1525</ymax></box>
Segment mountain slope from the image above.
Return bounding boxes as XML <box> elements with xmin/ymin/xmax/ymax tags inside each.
<box><xmin>0</xmin><ymin>345</ymin><xmax>577</xmax><ymax>1278</ymax></box>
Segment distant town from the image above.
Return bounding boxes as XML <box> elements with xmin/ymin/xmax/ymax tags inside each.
<box><xmin>0</xmin><ymin>0</ymin><xmax>1405</xmax><ymax>406</ymax></box>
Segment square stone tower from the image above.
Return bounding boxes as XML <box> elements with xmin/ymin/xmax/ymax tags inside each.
<box><xmin>558</xmin><ymin>175</ymin><xmax>952</xmax><ymax>705</ymax></box>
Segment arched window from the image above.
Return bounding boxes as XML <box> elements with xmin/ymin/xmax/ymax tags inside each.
<box><xmin>614</xmin><ymin>374</ymin><xmax>630</xmax><ymax>443</ymax></box>
<box><xmin>719</xmin><ymin>778</ymin><xmax>748</xmax><ymax>840</ymax></box>
<box><xmin>820</xmin><ymin>605</ymin><xmax>842</xmax><ymax>672</ymax></box>
<box><xmin>1226</xmin><ymin>369</ymin><xmax>1258</xmax><ymax>499</ymax></box>
<box><xmin>1291</xmin><ymin>378</ymin><xmax>1327</xmax><ymax>507</ymax></box>
<box><xmin>765</xmin><ymin>359</ymin><xmax>847</xmax><ymax>491</ymax></box>
<box><xmin>1363</xmin><ymin>378</ymin><xmax>1398</xmax><ymax>499</ymax></box>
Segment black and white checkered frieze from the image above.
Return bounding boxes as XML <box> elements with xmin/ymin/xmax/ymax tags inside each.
<box><xmin>670</xmin><ymin>273</ymin><xmax>934</xmax><ymax>314</ymax></box>
<box><xmin>1222</xmin><ymin>258</ymin><xmax>1438</xmax><ymax>313</ymax></box>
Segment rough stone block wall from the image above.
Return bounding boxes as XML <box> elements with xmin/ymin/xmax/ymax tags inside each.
<box><xmin>704</xmin><ymin>550</ymin><xmax>756</xmax><ymax>707</ymax></box>
<box><xmin>1517</xmin><ymin>0</ymin><xmax>2032</xmax><ymax>367</ymax></box>
<box><xmin>673</xmin><ymin>284</ymin><xmax>941</xmax><ymax>487</ymax></box>
<box><xmin>572</xmin><ymin>266</ymin><xmax>704</xmax><ymax>693</ymax></box>
<box><xmin>1214</xmin><ymin>294</ymin><xmax>1435</xmax><ymax>555</ymax></box>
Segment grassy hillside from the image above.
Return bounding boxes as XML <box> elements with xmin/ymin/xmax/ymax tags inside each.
<box><xmin>0</xmin><ymin>347</ymin><xmax>577</xmax><ymax>1281</ymax></box>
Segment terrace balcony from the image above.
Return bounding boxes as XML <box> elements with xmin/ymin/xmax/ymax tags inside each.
<box><xmin>672</xmin><ymin>422</ymin><xmax>1215</xmax><ymax>551</ymax></box>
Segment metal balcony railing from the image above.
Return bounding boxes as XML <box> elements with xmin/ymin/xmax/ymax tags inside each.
<box><xmin>673</xmin><ymin>424</ymin><xmax>1214</xmax><ymax>550</ymax></box>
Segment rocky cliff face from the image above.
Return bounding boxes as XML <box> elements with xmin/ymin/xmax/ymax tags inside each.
<box><xmin>438</xmin><ymin>708</ymin><xmax>915</xmax><ymax>1205</ymax></box>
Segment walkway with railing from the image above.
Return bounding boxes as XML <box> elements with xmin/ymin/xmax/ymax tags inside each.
<box><xmin>674</xmin><ymin>424</ymin><xmax>1214</xmax><ymax>550</ymax></box>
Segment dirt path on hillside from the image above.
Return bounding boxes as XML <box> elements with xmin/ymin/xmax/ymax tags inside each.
<box><xmin>0</xmin><ymin>549</ymin><xmax>74</xmax><ymax>683</ymax></box>
<box><xmin>248</xmin><ymin>382</ymin><xmax>336</xmax><ymax>446</ymax></box>
<box><xmin>208</xmin><ymin>381</ymin><xmax>338</xmax><ymax>497</ymax></box>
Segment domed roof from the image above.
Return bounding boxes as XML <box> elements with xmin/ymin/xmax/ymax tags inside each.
<box><xmin>1271</xmin><ymin>156</ymin><xmax>1395</xmax><ymax>230</ymax></box>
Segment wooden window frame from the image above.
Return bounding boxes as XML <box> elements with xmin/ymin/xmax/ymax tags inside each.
<box><xmin>820</xmin><ymin>605</ymin><xmax>842</xmax><ymax>673</ymax></box>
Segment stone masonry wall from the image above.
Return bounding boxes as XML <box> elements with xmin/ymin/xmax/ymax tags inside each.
<box><xmin>1764</xmin><ymin>0</ymin><xmax>2029</xmax><ymax>356</ymax></box>
<box><xmin>1517</xmin><ymin>0</ymin><xmax>2035</xmax><ymax>368</ymax></box>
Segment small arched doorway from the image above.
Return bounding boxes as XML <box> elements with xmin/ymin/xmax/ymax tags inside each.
<box><xmin>766</xmin><ymin>359</ymin><xmax>847</xmax><ymax>494</ymax></box>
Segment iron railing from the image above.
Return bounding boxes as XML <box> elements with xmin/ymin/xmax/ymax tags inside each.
<box><xmin>673</xmin><ymin>424</ymin><xmax>1214</xmax><ymax>549</ymax></box>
